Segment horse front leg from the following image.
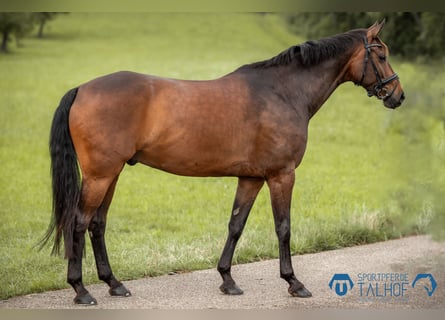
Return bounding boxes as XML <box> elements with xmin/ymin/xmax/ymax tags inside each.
<box><xmin>266</xmin><ymin>171</ymin><xmax>312</xmax><ymax>298</ymax></box>
<box><xmin>217</xmin><ymin>177</ymin><xmax>264</xmax><ymax>295</ymax></box>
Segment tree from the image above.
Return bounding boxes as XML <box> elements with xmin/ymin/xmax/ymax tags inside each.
<box><xmin>0</xmin><ymin>13</ymin><xmax>34</xmax><ymax>53</ymax></box>
<box><xmin>285</xmin><ymin>13</ymin><xmax>445</xmax><ymax>59</ymax></box>
<box><xmin>0</xmin><ymin>12</ymin><xmax>66</xmax><ymax>53</ymax></box>
<box><xmin>418</xmin><ymin>12</ymin><xmax>445</xmax><ymax>58</ymax></box>
<box><xmin>286</xmin><ymin>13</ymin><xmax>374</xmax><ymax>41</ymax></box>
<box><xmin>33</xmin><ymin>12</ymin><xmax>60</xmax><ymax>38</ymax></box>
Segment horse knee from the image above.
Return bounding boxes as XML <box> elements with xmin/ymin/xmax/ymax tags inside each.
<box><xmin>228</xmin><ymin>220</ymin><xmax>245</xmax><ymax>241</ymax></box>
<box><xmin>275</xmin><ymin>221</ymin><xmax>290</xmax><ymax>242</ymax></box>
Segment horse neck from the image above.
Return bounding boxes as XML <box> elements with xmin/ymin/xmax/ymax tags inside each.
<box><xmin>289</xmin><ymin>57</ymin><xmax>349</xmax><ymax>118</ymax></box>
<box><xmin>264</xmin><ymin>50</ymin><xmax>355</xmax><ymax>119</ymax></box>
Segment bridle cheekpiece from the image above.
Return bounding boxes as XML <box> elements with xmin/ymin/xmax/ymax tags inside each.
<box><xmin>357</xmin><ymin>36</ymin><xmax>399</xmax><ymax>100</ymax></box>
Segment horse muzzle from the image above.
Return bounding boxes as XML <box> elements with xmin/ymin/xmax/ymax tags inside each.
<box><xmin>383</xmin><ymin>90</ymin><xmax>405</xmax><ymax>109</ymax></box>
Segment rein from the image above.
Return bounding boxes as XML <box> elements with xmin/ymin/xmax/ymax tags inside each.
<box><xmin>358</xmin><ymin>36</ymin><xmax>399</xmax><ymax>100</ymax></box>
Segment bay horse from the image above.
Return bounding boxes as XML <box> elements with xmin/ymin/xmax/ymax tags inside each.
<box><xmin>43</xmin><ymin>20</ymin><xmax>404</xmax><ymax>305</ymax></box>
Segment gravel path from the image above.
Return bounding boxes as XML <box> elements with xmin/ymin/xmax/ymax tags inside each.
<box><xmin>1</xmin><ymin>235</ymin><xmax>444</xmax><ymax>309</ymax></box>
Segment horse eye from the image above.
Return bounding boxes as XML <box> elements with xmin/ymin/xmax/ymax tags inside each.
<box><xmin>379</xmin><ymin>55</ymin><xmax>386</xmax><ymax>62</ymax></box>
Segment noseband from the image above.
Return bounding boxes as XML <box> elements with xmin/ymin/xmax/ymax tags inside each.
<box><xmin>357</xmin><ymin>36</ymin><xmax>399</xmax><ymax>100</ymax></box>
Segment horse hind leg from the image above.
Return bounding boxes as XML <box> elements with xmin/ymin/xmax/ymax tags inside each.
<box><xmin>88</xmin><ymin>175</ymin><xmax>131</xmax><ymax>298</ymax></box>
<box><xmin>67</xmin><ymin>173</ymin><xmax>125</xmax><ymax>305</ymax></box>
<box><xmin>67</xmin><ymin>209</ymin><xmax>95</xmax><ymax>305</ymax></box>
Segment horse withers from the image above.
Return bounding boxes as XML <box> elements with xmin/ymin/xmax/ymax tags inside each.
<box><xmin>43</xmin><ymin>20</ymin><xmax>404</xmax><ymax>305</ymax></box>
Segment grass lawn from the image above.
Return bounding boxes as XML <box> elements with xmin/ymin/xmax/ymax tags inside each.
<box><xmin>0</xmin><ymin>13</ymin><xmax>443</xmax><ymax>300</ymax></box>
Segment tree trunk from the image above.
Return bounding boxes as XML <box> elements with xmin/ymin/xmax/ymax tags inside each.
<box><xmin>1</xmin><ymin>30</ymin><xmax>9</xmax><ymax>53</ymax></box>
<box><xmin>37</xmin><ymin>19</ymin><xmax>45</xmax><ymax>38</ymax></box>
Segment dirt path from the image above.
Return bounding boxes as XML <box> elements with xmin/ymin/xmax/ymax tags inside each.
<box><xmin>1</xmin><ymin>235</ymin><xmax>444</xmax><ymax>309</ymax></box>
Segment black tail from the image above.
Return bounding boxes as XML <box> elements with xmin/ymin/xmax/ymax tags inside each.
<box><xmin>40</xmin><ymin>87</ymin><xmax>80</xmax><ymax>258</ymax></box>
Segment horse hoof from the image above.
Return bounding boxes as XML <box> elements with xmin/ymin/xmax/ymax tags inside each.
<box><xmin>109</xmin><ymin>284</ymin><xmax>132</xmax><ymax>297</ymax></box>
<box><xmin>220</xmin><ymin>283</ymin><xmax>244</xmax><ymax>295</ymax></box>
<box><xmin>74</xmin><ymin>292</ymin><xmax>97</xmax><ymax>305</ymax></box>
<box><xmin>289</xmin><ymin>285</ymin><xmax>312</xmax><ymax>298</ymax></box>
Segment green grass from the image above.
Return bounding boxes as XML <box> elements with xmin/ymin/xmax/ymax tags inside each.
<box><xmin>0</xmin><ymin>13</ymin><xmax>443</xmax><ymax>300</ymax></box>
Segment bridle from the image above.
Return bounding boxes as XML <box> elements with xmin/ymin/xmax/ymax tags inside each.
<box><xmin>357</xmin><ymin>36</ymin><xmax>399</xmax><ymax>100</ymax></box>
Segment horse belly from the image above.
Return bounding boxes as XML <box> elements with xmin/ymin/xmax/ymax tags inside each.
<box><xmin>134</xmin><ymin>125</ymin><xmax>258</xmax><ymax>177</ymax></box>
<box><xmin>133</xmin><ymin>115</ymin><xmax>301</xmax><ymax>178</ymax></box>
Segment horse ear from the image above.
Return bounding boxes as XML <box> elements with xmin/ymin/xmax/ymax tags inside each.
<box><xmin>367</xmin><ymin>19</ymin><xmax>385</xmax><ymax>39</ymax></box>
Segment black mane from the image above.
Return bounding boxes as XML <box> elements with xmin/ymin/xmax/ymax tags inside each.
<box><xmin>241</xmin><ymin>29</ymin><xmax>366</xmax><ymax>69</ymax></box>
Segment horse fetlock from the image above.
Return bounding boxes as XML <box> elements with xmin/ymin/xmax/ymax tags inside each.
<box><xmin>217</xmin><ymin>264</ymin><xmax>231</xmax><ymax>275</ymax></box>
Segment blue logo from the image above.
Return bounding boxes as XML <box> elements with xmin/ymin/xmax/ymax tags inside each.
<box><xmin>328</xmin><ymin>272</ymin><xmax>438</xmax><ymax>299</ymax></box>
<box><xmin>412</xmin><ymin>273</ymin><xmax>437</xmax><ymax>296</ymax></box>
<box><xmin>329</xmin><ymin>273</ymin><xmax>354</xmax><ymax>296</ymax></box>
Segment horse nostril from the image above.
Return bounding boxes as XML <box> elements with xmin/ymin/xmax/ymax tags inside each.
<box><xmin>400</xmin><ymin>92</ymin><xmax>405</xmax><ymax>102</ymax></box>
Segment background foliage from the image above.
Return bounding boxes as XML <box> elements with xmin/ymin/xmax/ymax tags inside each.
<box><xmin>0</xmin><ymin>12</ymin><xmax>62</xmax><ymax>52</ymax></box>
<box><xmin>286</xmin><ymin>12</ymin><xmax>445</xmax><ymax>59</ymax></box>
